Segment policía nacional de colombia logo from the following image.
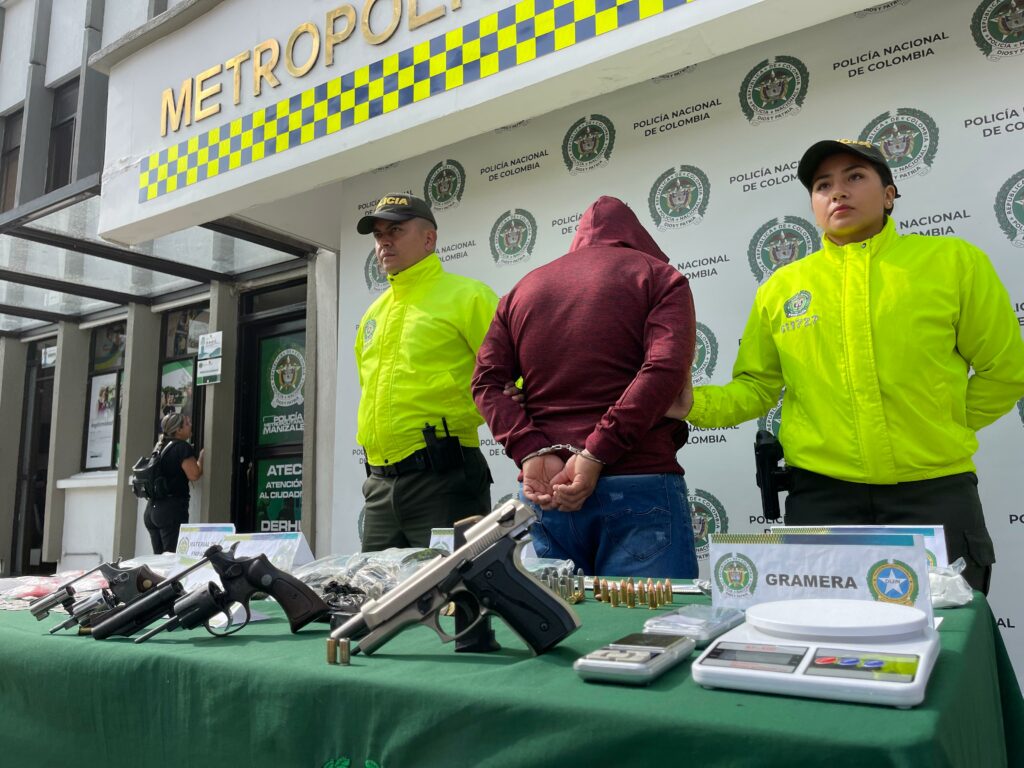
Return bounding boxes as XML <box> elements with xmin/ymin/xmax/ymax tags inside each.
<box><xmin>972</xmin><ymin>0</ymin><xmax>1024</xmax><ymax>60</ymax></box>
<box><xmin>747</xmin><ymin>216</ymin><xmax>819</xmax><ymax>282</ymax></box>
<box><xmin>364</xmin><ymin>250</ymin><xmax>389</xmax><ymax>293</ymax></box>
<box><xmin>714</xmin><ymin>553</ymin><xmax>758</xmax><ymax>597</ymax></box>
<box><xmin>739</xmin><ymin>56</ymin><xmax>810</xmax><ymax>125</ymax></box>
<box><xmin>995</xmin><ymin>169</ymin><xmax>1024</xmax><ymax>247</ymax></box>
<box><xmin>562</xmin><ymin>114</ymin><xmax>616</xmax><ymax>175</ymax></box>
<box><xmin>648</xmin><ymin>165</ymin><xmax>711</xmax><ymax>231</ymax></box>
<box><xmin>490</xmin><ymin>209</ymin><xmax>538</xmax><ymax>265</ymax></box>
<box><xmin>783</xmin><ymin>290</ymin><xmax>812</xmax><ymax>318</ymax></box>
<box><xmin>692</xmin><ymin>322</ymin><xmax>719</xmax><ymax>384</ymax></box>
<box><xmin>859</xmin><ymin>107</ymin><xmax>939</xmax><ymax>180</ymax></box>
<box><xmin>757</xmin><ymin>393</ymin><xmax>785</xmax><ymax>437</ymax></box>
<box><xmin>362</xmin><ymin>318</ymin><xmax>377</xmax><ymax>348</ymax></box>
<box><xmin>867</xmin><ymin>559</ymin><xmax>920</xmax><ymax>606</ymax></box>
<box><xmin>270</xmin><ymin>348</ymin><xmax>305</xmax><ymax>407</ymax></box>
<box><xmin>423</xmin><ymin>159</ymin><xmax>466</xmax><ymax>211</ymax></box>
<box><xmin>689</xmin><ymin>489</ymin><xmax>729</xmax><ymax>561</ymax></box>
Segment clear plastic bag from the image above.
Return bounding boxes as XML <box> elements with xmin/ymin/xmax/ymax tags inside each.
<box><xmin>293</xmin><ymin>548</ymin><xmax>443</xmax><ymax>600</ymax></box>
<box><xmin>929</xmin><ymin>557</ymin><xmax>974</xmax><ymax>608</ymax></box>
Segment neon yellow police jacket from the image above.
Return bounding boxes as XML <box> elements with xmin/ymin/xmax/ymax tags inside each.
<box><xmin>355</xmin><ymin>253</ymin><xmax>499</xmax><ymax>466</ymax></box>
<box><xmin>688</xmin><ymin>218</ymin><xmax>1024</xmax><ymax>484</ymax></box>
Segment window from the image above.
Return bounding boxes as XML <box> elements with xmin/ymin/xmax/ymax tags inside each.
<box><xmin>159</xmin><ymin>304</ymin><xmax>209</xmax><ymax>452</ymax></box>
<box><xmin>83</xmin><ymin>321</ymin><xmax>126</xmax><ymax>470</ymax></box>
<box><xmin>1</xmin><ymin>110</ymin><xmax>23</xmax><ymax>212</ymax></box>
<box><xmin>45</xmin><ymin>80</ymin><xmax>78</xmax><ymax>193</ymax></box>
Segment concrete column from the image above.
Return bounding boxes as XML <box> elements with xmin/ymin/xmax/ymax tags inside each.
<box><xmin>73</xmin><ymin>0</ymin><xmax>107</xmax><ymax>181</ymax></box>
<box><xmin>301</xmin><ymin>264</ymin><xmax>317</xmax><ymax>549</ymax></box>
<box><xmin>201</xmin><ymin>280</ymin><xmax>237</xmax><ymax>523</ymax></box>
<box><xmin>42</xmin><ymin>321</ymin><xmax>90</xmax><ymax>563</ymax></box>
<box><xmin>112</xmin><ymin>303</ymin><xmax>160</xmax><ymax>559</ymax></box>
<box><xmin>16</xmin><ymin>0</ymin><xmax>53</xmax><ymax>205</ymax></box>
<box><xmin>0</xmin><ymin>337</ymin><xmax>27</xmax><ymax>575</ymax></box>
<box><xmin>311</xmin><ymin>251</ymin><xmax>338</xmax><ymax>557</ymax></box>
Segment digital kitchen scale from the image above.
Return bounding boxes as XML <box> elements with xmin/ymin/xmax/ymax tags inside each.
<box><xmin>691</xmin><ymin>599</ymin><xmax>940</xmax><ymax>708</ymax></box>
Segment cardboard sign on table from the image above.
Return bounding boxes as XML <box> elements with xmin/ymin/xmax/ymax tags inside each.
<box><xmin>771</xmin><ymin>525</ymin><xmax>948</xmax><ymax>568</ymax></box>
<box><xmin>709</xmin><ymin>532</ymin><xmax>933</xmax><ymax>624</ymax></box>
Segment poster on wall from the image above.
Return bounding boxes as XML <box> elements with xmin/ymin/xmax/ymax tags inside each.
<box><xmin>255</xmin><ymin>458</ymin><xmax>302</xmax><ymax>532</ymax></box>
<box><xmin>92</xmin><ymin>325</ymin><xmax>125</xmax><ymax>373</ymax></box>
<box><xmin>160</xmin><ymin>360</ymin><xmax>194</xmax><ymax>419</ymax></box>
<box><xmin>85</xmin><ymin>373</ymin><xmax>118</xmax><ymax>469</ymax></box>
<box><xmin>197</xmin><ymin>331</ymin><xmax>223</xmax><ymax>386</ymax></box>
<box><xmin>258</xmin><ymin>333</ymin><xmax>305</xmax><ymax>446</ymax></box>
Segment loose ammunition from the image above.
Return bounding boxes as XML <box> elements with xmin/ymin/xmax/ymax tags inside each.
<box><xmin>609</xmin><ymin>589</ymin><xmax>619</xmax><ymax>608</ymax></box>
<box><xmin>648</xmin><ymin>587</ymin><xmax>657</xmax><ymax>610</ymax></box>
<box><xmin>656</xmin><ymin>583</ymin><xmax>665</xmax><ymax>606</ymax></box>
<box><xmin>327</xmin><ymin>638</ymin><xmax>339</xmax><ymax>665</ymax></box>
<box><xmin>626</xmin><ymin>584</ymin><xmax>635</xmax><ymax>608</ymax></box>
<box><xmin>601</xmin><ymin>579</ymin><xmax>610</xmax><ymax>602</ymax></box>
<box><xmin>338</xmin><ymin>637</ymin><xmax>351</xmax><ymax>666</ymax></box>
<box><xmin>638</xmin><ymin>581</ymin><xmax>646</xmax><ymax>604</ymax></box>
<box><xmin>577</xmin><ymin>569</ymin><xmax>586</xmax><ymax>602</ymax></box>
<box><xmin>665</xmin><ymin>578</ymin><xmax>674</xmax><ymax>604</ymax></box>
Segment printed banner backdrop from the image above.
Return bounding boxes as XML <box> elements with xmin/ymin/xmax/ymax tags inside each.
<box><xmin>255</xmin><ymin>458</ymin><xmax>303</xmax><ymax>533</ymax></box>
<box><xmin>333</xmin><ymin>0</ymin><xmax>1024</xmax><ymax>685</ymax></box>
<box><xmin>259</xmin><ymin>333</ymin><xmax>307</xmax><ymax>447</ymax></box>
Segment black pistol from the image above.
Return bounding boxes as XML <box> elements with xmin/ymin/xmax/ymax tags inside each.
<box><xmin>754</xmin><ymin>430</ymin><xmax>792</xmax><ymax>523</ymax></box>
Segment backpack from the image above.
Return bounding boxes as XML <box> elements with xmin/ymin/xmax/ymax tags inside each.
<box><xmin>130</xmin><ymin>440</ymin><xmax>178</xmax><ymax>500</ymax></box>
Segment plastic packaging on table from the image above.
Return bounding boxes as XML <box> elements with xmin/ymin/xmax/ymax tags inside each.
<box><xmin>2</xmin><ymin>571</ymin><xmax>108</xmax><ymax>602</ymax></box>
<box><xmin>929</xmin><ymin>557</ymin><xmax>974</xmax><ymax>608</ymax></box>
<box><xmin>644</xmin><ymin>604</ymin><xmax>745</xmax><ymax>647</ymax></box>
<box><xmin>293</xmin><ymin>548</ymin><xmax>444</xmax><ymax>601</ymax></box>
<box><xmin>519</xmin><ymin>556</ymin><xmax>576</xmax><ymax>582</ymax></box>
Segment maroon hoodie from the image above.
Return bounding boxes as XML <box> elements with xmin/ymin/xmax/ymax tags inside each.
<box><xmin>473</xmin><ymin>196</ymin><xmax>695</xmax><ymax>476</ymax></box>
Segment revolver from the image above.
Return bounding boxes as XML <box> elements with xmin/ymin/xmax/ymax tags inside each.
<box><xmin>91</xmin><ymin>543</ymin><xmax>328</xmax><ymax>641</ymax></box>
<box><xmin>330</xmin><ymin>499</ymin><xmax>581</xmax><ymax>657</ymax></box>
<box><xmin>48</xmin><ymin>561</ymin><xmax>163</xmax><ymax>634</ymax></box>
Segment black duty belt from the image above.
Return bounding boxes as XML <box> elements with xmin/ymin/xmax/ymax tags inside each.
<box><xmin>366</xmin><ymin>448</ymin><xmax>431</xmax><ymax>478</ymax></box>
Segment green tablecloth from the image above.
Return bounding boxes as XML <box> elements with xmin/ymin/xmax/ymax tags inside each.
<box><xmin>0</xmin><ymin>593</ymin><xmax>1020</xmax><ymax>768</ymax></box>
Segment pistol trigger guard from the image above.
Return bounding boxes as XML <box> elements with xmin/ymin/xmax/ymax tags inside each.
<box><xmin>204</xmin><ymin>602</ymin><xmax>250</xmax><ymax>637</ymax></box>
<box><xmin>425</xmin><ymin>609</ymin><xmax>458</xmax><ymax>645</ymax></box>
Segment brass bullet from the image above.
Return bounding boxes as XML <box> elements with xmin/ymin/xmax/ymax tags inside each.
<box><xmin>338</xmin><ymin>637</ymin><xmax>351</xmax><ymax>666</ymax></box>
<box><xmin>610</xmin><ymin>589</ymin><xmax>619</xmax><ymax>608</ymax></box>
<box><xmin>327</xmin><ymin>638</ymin><xmax>339</xmax><ymax>665</ymax></box>
<box><xmin>626</xmin><ymin>584</ymin><xmax>635</xmax><ymax>608</ymax></box>
<box><xmin>648</xmin><ymin>587</ymin><xmax>657</xmax><ymax>610</ymax></box>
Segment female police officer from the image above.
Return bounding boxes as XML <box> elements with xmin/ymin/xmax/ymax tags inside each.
<box><xmin>674</xmin><ymin>138</ymin><xmax>1024</xmax><ymax>593</ymax></box>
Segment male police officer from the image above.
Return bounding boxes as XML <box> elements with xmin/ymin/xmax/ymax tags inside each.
<box><xmin>355</xmin><ymin>194</ymin><xmax>499</xmax><ymax>550</ymax></box>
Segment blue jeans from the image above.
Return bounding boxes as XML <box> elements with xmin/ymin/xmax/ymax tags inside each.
<box><xmin>522</xmin><ymin>473</ymin><xmax>698</xmax><ymax>579</ymax></box>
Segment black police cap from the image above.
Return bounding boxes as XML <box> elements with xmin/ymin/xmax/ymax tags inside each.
<box><xmin>797</xmin><ymin>139</ymin><xmax>900</xmax><ymax>198</ymax></box>
<box><xmin>356</xmin><ymin>194</ymin><xmax>437</xmax><ymax>234</ymax></box>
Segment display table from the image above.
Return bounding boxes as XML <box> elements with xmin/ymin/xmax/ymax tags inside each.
<box><xmin>0</xmin><ymin>593</ymin><xmax>1020</xmax><ymax>767</ymax></box>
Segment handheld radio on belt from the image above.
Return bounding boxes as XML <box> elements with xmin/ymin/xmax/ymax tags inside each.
<box><xmin>422</xmin><ymin>418</ymin><xmax>464</xmax><ymax>471</ymax></box>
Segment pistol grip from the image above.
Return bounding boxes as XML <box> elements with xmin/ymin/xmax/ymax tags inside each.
<box><xmin>245</xmin><ymin>555</ymin><xmax>329</xmax><ymax>632</ymax></box>
<box><xmin>461</xmin><ymin>537</ymin><xmax>580</xmax><ymax>655</ymax></box>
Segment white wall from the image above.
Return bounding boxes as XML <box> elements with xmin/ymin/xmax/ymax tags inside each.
<box><xmin>100</xmin><ymin>0</ymin><xmax>150</xmax><ymax>50</ymax></box>
<box><xmin>45</xmin><ymin>0</ymin><xmax>86</xmax><ymax>86</ymax></box>
<box><xmin>0</xmin><ymin>0</ymin><xmax>34</xmax><ymax>114</ymax></box>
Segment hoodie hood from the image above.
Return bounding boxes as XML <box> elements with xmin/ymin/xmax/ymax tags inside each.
<box><xmin>569</xmin><ymin>196</ymin><xmax>670</xmax><ymax>263</ymax></box>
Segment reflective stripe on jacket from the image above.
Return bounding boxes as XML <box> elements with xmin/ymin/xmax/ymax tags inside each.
<box><xmin>689</xmin><ymin>218</ymin><xmax>1024</xmax><ymax>483</ymax></box>
<box><xmin>355</xmin><ymin>253</ymin><xmax>498</xmax><ymax>466</ymax></box>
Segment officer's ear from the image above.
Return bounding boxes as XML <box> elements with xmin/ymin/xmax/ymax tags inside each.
<box><xmin>421</xmin><ymin>221</ymin><xmax>437</xmax><ymax>252</ymax></box>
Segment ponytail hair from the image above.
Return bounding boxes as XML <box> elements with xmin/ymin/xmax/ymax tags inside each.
<box><xmin>157</xmin><ymin>412</ymin><xmax>186</xmax><ymax>448</ymax></box>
